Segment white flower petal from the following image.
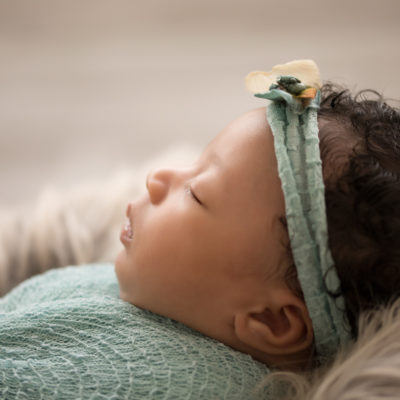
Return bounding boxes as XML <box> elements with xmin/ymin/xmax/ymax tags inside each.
<box><xmin>245</xmin><ymin>71</ymin><xmax>278</xmax><ymax>94</ymax></box>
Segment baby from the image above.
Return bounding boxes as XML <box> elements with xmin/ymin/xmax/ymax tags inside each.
<box><xmin>115</xmin><ymin>60</ymin><xmax>400</xmax><ymax>369</ymax></box>
<box><xmin>1</xmin><ymin>60</ymin><xmax>399</xmax><ymax>399</ymax></box>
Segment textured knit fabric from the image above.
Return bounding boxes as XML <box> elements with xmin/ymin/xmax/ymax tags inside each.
<box><xmin>0</xmin><ymin>264</ymin><xmax>273</xmax><ymax>400</ymax></box>
<box><xmin>260</xmin><ymin>86</ymin><xmax>351</xmax><ymax>361</ymax></box>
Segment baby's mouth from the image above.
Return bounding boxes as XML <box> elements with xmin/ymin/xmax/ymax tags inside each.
<box><xmin>125</xmin><ymin>218</ymin><xmax>133</xmax><ymax>239</ymax></box>
<box><xmin>120</xmin><ymin>217</ymin><xmax>134</xmax><ymax>244</ymax></box>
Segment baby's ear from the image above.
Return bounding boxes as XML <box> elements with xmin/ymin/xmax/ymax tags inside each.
<box><xmin>234</xmin><ymin>288</ymin><xmax>313</xmax><ymax>356</ymax></box>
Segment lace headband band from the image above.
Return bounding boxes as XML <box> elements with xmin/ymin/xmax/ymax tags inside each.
<box><xmin>246</xmin><ymin>60</ymin><xmax>351</xmax><ymax>360</ymax></box>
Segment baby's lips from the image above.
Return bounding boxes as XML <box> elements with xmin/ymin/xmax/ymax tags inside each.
<box><xmin>120</xmin><ymin>216</ymin><xmax>134</xmax><ymax>245</ymax></box>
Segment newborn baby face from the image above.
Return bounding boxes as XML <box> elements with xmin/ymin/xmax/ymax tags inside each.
<box><xmin>115</xmin><ymin>107</ymin><xmax>292</xmax><ymax>348</ymax></box>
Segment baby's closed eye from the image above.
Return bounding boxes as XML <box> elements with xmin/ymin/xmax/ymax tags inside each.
<box><xmin>185</xmin><ymin>183</ymin><xmax>203</xmax><ymax>206</ymax></box>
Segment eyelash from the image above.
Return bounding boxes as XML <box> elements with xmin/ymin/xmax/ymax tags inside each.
<box><xmin>186</xmin><ymin>184</ymin><xmax>202</xmax><ymax>205</ymax></box>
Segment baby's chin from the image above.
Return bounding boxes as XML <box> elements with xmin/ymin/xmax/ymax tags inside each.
<box><xmin>114</xmin><ymin>251</ymin><xmax>131</xmax><ymax>299</ymax></box>
<box><xmin>113</xmin><ymin>254</ymin><xmax>146</xmax><ymax>308</ymax></box>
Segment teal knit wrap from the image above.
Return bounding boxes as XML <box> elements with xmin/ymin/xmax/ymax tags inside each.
<box><xmin>255</xmin><ymin>85</ymin><xmax>351</xmax><ymax>360</ymax></box>
<box><xmin>0</xmin><ymin>264</ymin><xmax>274</xmax><ymax>399</ymax></box>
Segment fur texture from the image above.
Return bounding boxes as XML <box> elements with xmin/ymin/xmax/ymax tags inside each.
<box><xmin>263</xmin><ymin>300</ymin><xmax>400</xmax><ymax>400</ymax></box>
<box><xmin>308</xmin><ymin>300</ymin><xmax>400</xmax><ymax>400</ymax></box>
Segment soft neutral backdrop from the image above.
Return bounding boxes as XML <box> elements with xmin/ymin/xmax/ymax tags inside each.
<box><xmin>1</xmin><ymin>0</ymin><xmax>399</xmax><ymax>206</ymax></box>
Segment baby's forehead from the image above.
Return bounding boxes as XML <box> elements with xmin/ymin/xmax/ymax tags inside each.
<box><xmin>207</xmin><ymin>108</ymin><xmax>274</xmax><ymax>166</ymax></box>
<box><xmin>200</xmin><ymin>110</ymin><xmax>284</xmax><ymax>213</ymax></box>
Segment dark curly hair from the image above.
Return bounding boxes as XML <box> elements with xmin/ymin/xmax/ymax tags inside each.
<box><xmin>317</xmin><ymin>84</ymin><xmax>400</xmax><ymax>337</ymax></box>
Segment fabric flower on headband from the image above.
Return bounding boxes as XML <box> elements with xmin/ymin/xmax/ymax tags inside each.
<box><xmin>245</xmin><ymin>59</ymin><xmax>322</xmax><ymax>95</ymax></box>
<box><xmin>245</xmin><ymin>60</ymin><xmax>322</xmax><ymax>112</ymax></box>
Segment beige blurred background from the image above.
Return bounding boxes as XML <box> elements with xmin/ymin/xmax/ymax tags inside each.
<box><xmin>1</xmin><ymin>0</ymin><xmax>399</xmax><ymax>206</ymax></box>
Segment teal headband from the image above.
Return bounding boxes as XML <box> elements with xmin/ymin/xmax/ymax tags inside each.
<box><xmin>246</xmin><ymin>62</ymin><xmax>351</xmax><ymax>360</ymax></box>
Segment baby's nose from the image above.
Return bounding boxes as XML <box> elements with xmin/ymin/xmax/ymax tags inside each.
<box><xmin>146</xmin><ymin>168</ymin><xmax>172</xmax><ymax>204</ymax></box>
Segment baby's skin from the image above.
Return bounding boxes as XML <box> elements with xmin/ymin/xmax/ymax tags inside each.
<box><xmin>115</xmin><ymin>108</ymin><xmax>314</xmax><ymax>368</ymax></box>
